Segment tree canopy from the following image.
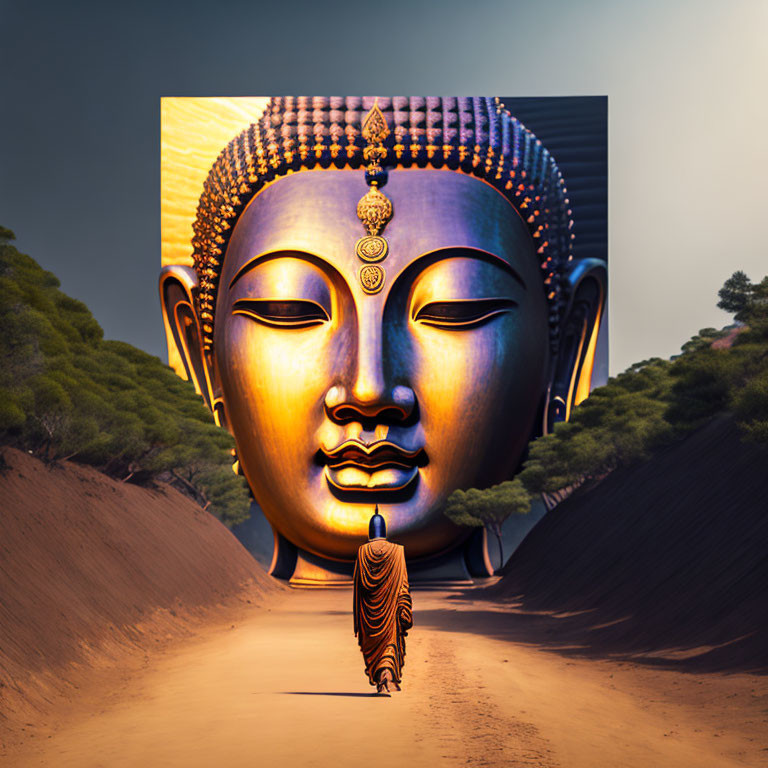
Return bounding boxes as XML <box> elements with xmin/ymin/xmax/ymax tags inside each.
<box><xmin>444</xmin><ymin>479</ymin><xmax>530</xmax><ymax>566</ymax></box>
<box><xmin>717</xmin><ymin>270</ymin><xmax>754</xmax><ymax>322</ymax></box>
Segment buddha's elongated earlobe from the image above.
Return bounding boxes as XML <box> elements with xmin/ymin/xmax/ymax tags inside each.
<box><xmin>159</xmin><ymin>265</ymin><xmax>216</xmax><ymax>412</ymax></box>
<box><xmin>545</xmin><ymin>258</ymin><xmax>607</xmax><ymax>432</ymax></box>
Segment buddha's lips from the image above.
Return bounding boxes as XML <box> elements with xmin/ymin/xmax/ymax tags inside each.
<box><xmin>320</xmin><ymin>440</ymin><xmax>424</xmax><ymax>492</ymax></box>
<box><xmin>321</xmin><ymin>440</ymin><xmax>423</xmax><ymax>469</ymax></box>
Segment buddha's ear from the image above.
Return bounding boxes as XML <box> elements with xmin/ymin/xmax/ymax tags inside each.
<box><xmin>159</xmin><ymin>265</ymin><xmax>216</xmax><ymax>413</ymax></box>
<box><xmin>545</xmin><ymin>258</ymin><xmax>607</xmax><ymax>431</ymax></box>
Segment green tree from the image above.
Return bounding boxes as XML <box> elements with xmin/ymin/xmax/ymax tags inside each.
<box><xmin>444</xmin><ymin>479</ymin><xmax>530</xmax><ymax>567</ymax></box>
<box><xmin>717</xmin><ymin>270</ymin><xmax>754</xmax><ymax>321</ymax></box>
<box><xmin>518</xmin><ymin>357</ymin><xmax>673</xmax><ymax>504</ymax></box>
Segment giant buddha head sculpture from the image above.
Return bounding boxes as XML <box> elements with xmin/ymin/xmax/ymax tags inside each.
<box><xmin>160</xmin><ymin>97</ymin><xmax>606</xmax><ymax>585</ymax></box>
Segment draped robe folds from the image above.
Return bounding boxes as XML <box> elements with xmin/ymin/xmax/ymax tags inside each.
<box><xmin>353</xmin><ymin>539</ymin><xmax>413</xmax><ymax>685</ymax></box>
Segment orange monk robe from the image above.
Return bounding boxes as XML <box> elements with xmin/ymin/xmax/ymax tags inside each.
<box><xmin>353</xmin><ymin>539</ymin><xmax>413</xmax><ymax>686</ymax></box>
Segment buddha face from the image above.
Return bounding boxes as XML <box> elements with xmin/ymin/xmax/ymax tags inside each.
<box><xmin>213</xmin><ymin>169</ymin><xmax>550</xmax><ymax>561</ymax></box>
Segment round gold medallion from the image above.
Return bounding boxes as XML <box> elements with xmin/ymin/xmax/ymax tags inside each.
<box><xmin>355</xmin><ymin>235</ymin><xmax>388</xmax><ymax>263</ymax></box>
<box><xmin>359</xmin><ymin>264</ymin><xmax>385</xmax><ymax>294</ymax></box>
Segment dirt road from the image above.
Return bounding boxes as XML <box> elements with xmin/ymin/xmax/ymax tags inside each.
<box><xmin>4</xmin><ymin>589</ymin><xmax>766</xmax><ymax>767</ymax></box>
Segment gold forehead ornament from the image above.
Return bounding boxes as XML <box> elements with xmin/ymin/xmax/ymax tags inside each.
<box><xmin>356</xmin><ymin>101</ymin><xmax>393</xmax><ymax>293</ymax></box>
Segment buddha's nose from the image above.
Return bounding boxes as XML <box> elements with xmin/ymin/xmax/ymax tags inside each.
<box><xmin>324</xmin><ymin>383</ymin><xmax>415</xmax><ymax>423</ymax></box>
<box><xmin>324</xmin><ymin>312</ymin><xmax>415</xmax><ymax>423</ymax></box>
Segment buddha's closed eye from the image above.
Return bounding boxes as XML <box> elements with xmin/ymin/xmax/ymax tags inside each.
<box><xmin>413</xmin><ymin>298</ymin><xmax>517</xmax><ymax>329</ymax></box>
<box><xmin>232</xmin><ymin>299</ymin><xmax>329</xmax><ymax>327</ymax></box>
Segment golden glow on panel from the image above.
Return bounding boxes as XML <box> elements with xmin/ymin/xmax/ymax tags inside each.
<box><xmin>161</xmin><ymin>97</ymin><xmax>269</xmax><ymax>371</ymax></box>
<box><xmin>161</xmin><ymin>97</ymin><xmax>269</xmax><ymax>268</ymax></box>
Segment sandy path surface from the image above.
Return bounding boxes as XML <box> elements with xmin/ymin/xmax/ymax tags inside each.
<box><xmin>4</xmin><ymin>589</ymin><xmax>767</xmax><ymax>768</ymax></box>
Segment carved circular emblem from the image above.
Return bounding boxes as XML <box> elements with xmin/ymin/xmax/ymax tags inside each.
<box><xmin>355</xmin><ymin>235</ymin><xmax>388</xmax><ymax>263</ymax></box>
<box><xmin>359</xmin><ymin>265</ymin><xmax>385</xmax><ymax>294</ymax></box>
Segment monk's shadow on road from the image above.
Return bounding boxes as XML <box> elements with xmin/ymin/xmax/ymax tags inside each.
<box><xmin>281</xmin><ymin>691</ymin><xmax>387</xmax><ymax>698</ymax></box>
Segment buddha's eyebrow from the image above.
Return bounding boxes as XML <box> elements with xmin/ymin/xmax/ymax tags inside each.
<box><xmin>411</xmin><ymin>247</ymin><xmax>527</xmax><ymax>289</ymax></box>
<box><xmin>228</xmin><ymin>250</ymin><xmax>328</xmax><ymax>289</ymax></box>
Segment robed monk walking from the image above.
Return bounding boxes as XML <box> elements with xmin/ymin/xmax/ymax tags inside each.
<box><xmin>353</xmin><ymin>507</ymin><xmax>413</xmax><ymax>694</ymax></box>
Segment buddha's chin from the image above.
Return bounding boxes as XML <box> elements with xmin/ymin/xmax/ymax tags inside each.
<box><xmin>323</xmin><ymin>464</ymin><xmax>419</xmax><ymax>493</ymax></box>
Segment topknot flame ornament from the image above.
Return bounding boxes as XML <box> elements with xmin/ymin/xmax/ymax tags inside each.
<box><xmin>355</xmin><ymin>101</ymin><xmax>394</xmax><ymax>287</ymax></box>
<box><xmin>360</xmin><ymin>100</ymin><xmax>390</xmax><ymax>183</ymax></box>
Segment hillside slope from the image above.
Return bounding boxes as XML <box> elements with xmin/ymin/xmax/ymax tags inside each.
<box><xmin>0</xmin><ymin>447</ymin><xmax>278</xmax><ymax>731</ymax></box>
<box><xmin>491</xmin><ymin>415</ymin><xmax>768</xmax><ymax>672</ymax></box>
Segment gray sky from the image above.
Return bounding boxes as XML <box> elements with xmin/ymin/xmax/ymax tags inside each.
<box><xmin>1</xmin><ymin>0</ymin><xmax>766</xmax><ymax>375</ymax></box>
